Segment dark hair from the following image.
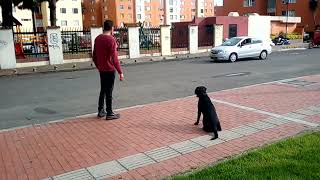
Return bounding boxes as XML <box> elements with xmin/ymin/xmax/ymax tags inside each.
<box><xmin>103</xmin><ymin>20</ymin><xmax>113</xmax><ymax>31</ymax></box>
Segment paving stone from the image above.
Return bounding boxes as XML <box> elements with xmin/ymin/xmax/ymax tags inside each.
<box><xmin>262</xmin><ymin>117</ymin><xmax>291</xmax><ymax>125</ymax></box>
<box><xmin>247</xmin><ymin>121</ymin><xmax>276</xmax><ymax>130</ymax></box>
<box><xmin>307</xmin><ymin>106</ymin><xmax>320</xmax><ymax>113</ymax></box>
<box><xmin>169</xmin><ymin>140</ymin><xmax>203</xmax><ymax>154</ymax></box>
<box><xmin>118</xmin><ymin>153</ymin><xmax>156</xmax><ymax>170</ymax></box>
<box><xmin>294</xmin><ymin>109</ymin><xmax>319</xmax><ymax>116</ymax></box>
<box><xmin>231</xmin><ymin>125</ymin><xmax>261</xmax><ymax>136</ymax></box>
<box><xmin>145</xmin><ymin>146</ymin><xmax>181</xmax><ymax>162</ymax></box>
<box><xmin>284</xmin><ymin>112</ymin><xmax>307</xmax><ymax>119</ymax></box>
<box><xmin>52</xmin><ymin>169</ymin><xmax>94</xmax><ymax>180</ymax></box>
<box><xmin>87</xmin><ymin>161</ymin><xmax>127</xmax><ymax>180</ymax></box>
<box><xmin>218</xmin><ymin>130</ymin><xmax>243</xmax><ymax>141</ymax></box>
<box><xmin>190</xmin><ymin>135</ymin><xmax>225</xmax><ymax>147</ymax></box>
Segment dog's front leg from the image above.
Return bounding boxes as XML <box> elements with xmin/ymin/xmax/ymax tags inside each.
<box><xmin>194</xmin><ymin>108</ymin><xmax>201</xmax><ymax>125</ymax></box>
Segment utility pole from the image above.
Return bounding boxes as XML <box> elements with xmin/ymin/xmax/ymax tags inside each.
<box><xmin>285</xmin><ymin>0</ymin><xmax>289</xmax><ymax>37</ymax></box>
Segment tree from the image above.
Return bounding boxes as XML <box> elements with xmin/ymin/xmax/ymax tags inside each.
<box><xmin>38</xmin><ymin>0</ymin><xmax>58</xmax><ymax>26</ymax></box>
<box><xmin>309</xmin><ymin>0</ymin><xmax>319</xmax><ymax>27</ymax></box>
<box><xmin>0</xmin><ymin>0</ymin><xmax>36</xmax><ymax>28</ymax></box>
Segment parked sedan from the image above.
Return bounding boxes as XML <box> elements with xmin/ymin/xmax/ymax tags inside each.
<box><xmin>210</xmin><ymin>36</ymin><xmax>272</xmax><ymax>62</ymax></box>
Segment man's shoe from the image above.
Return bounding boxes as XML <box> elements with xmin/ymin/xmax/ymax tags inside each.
<box><xmin>97</xmin><ymin>110</ymin><xmax>106</xmax><ymax>118</ymax></box>
<box><xmin>106</xmin><ymin>113</ymin><xmax>120</xmax><ymax>120</ymax></box>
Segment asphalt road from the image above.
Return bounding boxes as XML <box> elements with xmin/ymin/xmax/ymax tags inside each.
<box><xmin>1</xmin><ymin>48</ymin><xmax>320</xmax><ymax>130</ymax></box>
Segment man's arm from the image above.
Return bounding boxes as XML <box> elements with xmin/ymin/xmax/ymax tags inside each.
<box><xmin>111</xmin><ymin>40</ymin><xmax>123</xmax><ymax>78</ymax></box>
<box><xmin>92</xmin><ymin>43</ymin><xmax>98</xmax><ymax>67</ymax></box>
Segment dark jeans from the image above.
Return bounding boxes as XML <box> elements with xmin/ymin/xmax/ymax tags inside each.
<box><xmin>98</xmin><ymin>71</ymin><xmax>115</xmax><ymax>114</ymax></box>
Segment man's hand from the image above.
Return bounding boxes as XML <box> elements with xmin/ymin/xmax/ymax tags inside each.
<box><xmin>194</xmin><ymin>122</ymin><xmax>199</xmax><ymax>125</ymax></box>
<box><xmin>119</xmin><ymin>73</ymin><xmax>124</xmax><ymax>81</ymax></box>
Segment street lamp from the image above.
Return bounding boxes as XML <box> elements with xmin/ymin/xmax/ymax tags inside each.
<box><xmin>285</xmin><ymin>0</ymin><xmax>289</xmax><ymax>37</ymax></box>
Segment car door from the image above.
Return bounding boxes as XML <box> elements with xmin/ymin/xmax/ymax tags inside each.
<box><xmin>237</xmin><ymin>38</ymin><xmax>252</xmax><ymax>58</ymax></box>
<box><xmin>250</xmin><ymin>39</ymin><xmax>263</xmax><ymax>57</ymax></box>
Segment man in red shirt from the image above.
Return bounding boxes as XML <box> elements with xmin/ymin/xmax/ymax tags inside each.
<box><xmin>93</xmin><ymin>20</ymin><xmax>124</xmax><ymax>120</ymax></box>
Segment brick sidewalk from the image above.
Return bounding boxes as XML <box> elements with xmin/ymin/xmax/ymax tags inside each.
<box><xmin>0</xmin><ymin>75</ymin><xmax>319</xmax><ymax>180</ymax></box>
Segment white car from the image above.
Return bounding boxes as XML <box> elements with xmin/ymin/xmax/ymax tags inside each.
<box><xmin>210</xmin><ymin>36</ymin><xmax>272</xmax><ymax>62</ymax></box>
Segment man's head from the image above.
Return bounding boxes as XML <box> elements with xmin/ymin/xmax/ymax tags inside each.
<box><xmin>103</xmin><ymin>20</ymin><xmax>114</xmax><ymax>33</ymax></box>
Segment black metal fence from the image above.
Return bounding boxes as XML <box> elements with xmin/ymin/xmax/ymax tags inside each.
<box><xmin>171</xmin><ymin>26</ymin><xmax>189</xmax><ymax>52</ymax></box>
<box><xmin>198</xmin><ymin>25</ymin><xmax>214</xmax><ymax>48</ymax></box>
<box><xmin>61</xmin><ymin>29</ymin><xmax>92</xmax><ymax>59</ymax></box>
<box><xmin>114</xmin><ymin>27</ymin><xmax>129</xmax><ymax>56</ymax></box>
<box><xmin>139</xmin><ymin>27</ymin><xmax>161</xmax><ymax>54</ymax></box>
<box><xmin>13</xmin><ymin>31</ymin><xmax>49</xmax><ymax>62</ymax></box>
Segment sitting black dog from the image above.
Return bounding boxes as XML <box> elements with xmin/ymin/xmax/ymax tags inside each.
<box><xmin>194</xmin><ymin>86</ymin><xmax>222</xmax><ymax>140</ymax></box>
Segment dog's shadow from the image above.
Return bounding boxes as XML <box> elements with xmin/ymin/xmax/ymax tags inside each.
<box><xmin>135</xmin><ymin>121</ymin><xmax>206</xmax><ymax>135</ymax></box>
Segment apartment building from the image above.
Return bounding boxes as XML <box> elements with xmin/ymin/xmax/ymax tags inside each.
<box><xmin>82</xmin><ymin>0</ymin><xmax>215</xmax><ymax>27</ymax></box>
<box><xmin>41</xmin><ymin>0</ymin><xmax>83</xmax><ymax>29</ymax></box>
<box><xmin>83</xmin><ymin>0</ymin><xmax>103</xmax><ymax>28</ymax></box>
<box><xmin>215</xmin><ymin>0</ymin><xmax>320</xmax><ymax>32</ymax></box>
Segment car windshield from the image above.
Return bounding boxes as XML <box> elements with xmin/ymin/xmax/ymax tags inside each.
<box><xmin>221</xmin><ymin>38</ymin><xmax>242</xmax><ymax>46</ymax></box>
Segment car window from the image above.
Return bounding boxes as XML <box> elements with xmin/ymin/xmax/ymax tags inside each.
<box><xmin>241</xmin><ymin>38</ymin><xmax>252</xmax><ymax>46</ymax></box>
<box><xmin>252</xmin><ymin>39</ymin><xmax>262</xmax><ymax>44</ymax></box>
<box><xmin>221</xmin><ymin>37</ymin><xmax>242</xmax><ymax>46</ymax></box>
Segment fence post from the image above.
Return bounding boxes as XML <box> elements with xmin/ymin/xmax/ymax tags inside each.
<box><xmin>47</xmin><ymin>27</ymin><xmax>64</xmax><ymax>65</ymax></box>
<box><xmin>214</xmin><ymin>24</ymin><xmax>224</xmax><ymax>47</ymax></box>
<box><xmin>160</xmin><ymin>25</ymin><xmax>171</xmax><ymax>56</ymax></box>
<box><xmin>90</xmin><ymin>27</ymin><xmax>103</xmax><ymax>53</ymax></box>
<box><xmin>0</xmin><ymin>29</ymin><xmax>17</xmax><ymax>69</ymax></box>
<box><xmin>189</xmin><ymin>25</ymin><xmax>198</xmax><ymax>54</ymax></box>
<box><xmin>128</xmin><ymin>25</ymin><xmax>140</xmax><ymax>58</ymax></box>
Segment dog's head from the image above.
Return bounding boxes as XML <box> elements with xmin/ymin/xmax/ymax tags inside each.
<box><xmin>195</xmin><ymin>86</ymin><xmax>207</xmax><ymax>97</ymax></box>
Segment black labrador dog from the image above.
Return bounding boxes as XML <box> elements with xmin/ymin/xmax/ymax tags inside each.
<box><xmin>194</xmin><ymin>86</ymin><xmax>222</xmax><ymax>140</ymax></box>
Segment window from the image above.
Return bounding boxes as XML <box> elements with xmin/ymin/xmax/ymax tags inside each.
<box><xmin>169</xmin><ymin>0</ymin><xmax>173</xmax><ymax>5</ymax></box>
<box><xmin>174</xmin><ymin>15</ymin><xmax>177</xmax><ymax>20</ymax></box>
<box><xmin>145</xmin><ymin>6</ymin><xmax>151</xmax><ymax>11</ymax></box>
<box><xmin>61</xmin><ymin>20</ymin><xmax>67</xmax><ymax>26</ymax></box>
<box><xmin>120</xmin><ymin>13</ymin><xmax>124</xmax><ymax>18</ymax></box>
<box><xmin>191</xmin><ymin>9</ymin><xmax>196</xmax><ymax>12</ymax></box>
<box><xmin>241</xmin><ymin>38</ymin><xmax>252</xmax><ymax>46</ymax></box>
<box><xmin>137</xmin><ymin>14</ymin><xmax>141</xmax><ymax>19</ymax></box>
<box><xmin>120</xmin><ymin>5</ymin><xmax>124</xmax><ymax>10</ymax></box>
<box><xmin>282</xmin><ymin>10</ymin><xmax>296</xmax><ymax>16</ymax></box>
<box><xmin>200</xmin><ymin>9</ymin><xmax>204</xmax><ymax>13</ymax></box>
<box><xmin>146</xmin><ymin>14</ymin><xmax>151</xmax><ymax>19</ymax></box>
<box><xmin>282</xmin><ymin>0</ymin><xmax>296</xmax><ymax>4</ymax></box>
<box><xmin>180</xmin><ymin>15</ymin><xmax>185</xmax><ymax>19</ymax></box>
<box><xmin>170</xmin><ymin>15</ymin><xmax>173</xmax><ymax>20</ymax></box>
<box><xmin>73</xmin><ymin>20</ymin><xmax>79</xmax><ymax>26</ymax></box>
<box><xmin>252</xmin><ymin>39</ymin><xmax>262</xmax><ymax>44</ymax></box>
<box><xmin>229</xmin><ymin>24</ymin><xmax>237</xmax><ymax>38</ymax></box>
<box><xmin>243</xmin><ymin>0</ymin><xmax>255</xmax><ymax>7</ymax></box>
<box><xmin>91</xmin><ymin>16</ymin><xmax>95</xmax><ymax>20</ymax></box>
<box><xmin>60</xmin><ymin>8</ymin><xmax>66</xmax><ymax>14</ymax></box>
<box><xmin>90</xmin><ymin>9</ymin><xmax>94</xmax><ymax>12</ymax></box>
<box><xmin>21</xmin><ymin>18</ymin><xmax>31</xmax><ymax>21</ymax></box>
<box><xmin>72</xmin><ymin>8</ymin><xmax>78</xmax><ymax>14</ymax></box>
<box><xmin>214</xmin><ymin>0</ymin><xmax>223</xmax><ymax>6</ymax></box>
<box><xmin>104</xmin><ymin>7</ymin><xmax>107</xmax><ymax>11</ymax></box>
<box><xmin>128</xmin><ymin>6</ymin><xmax>132</xmax><ymax>10</ymax></box>
<box><xmin>170</xmin><ymin>8</ymin><xmax>173</xmax><ymax>13</ymax></box>
<box><xmin>104</xmin><ymin>15</ymin><xmax>108</xmax><ymax>19</ymax></box>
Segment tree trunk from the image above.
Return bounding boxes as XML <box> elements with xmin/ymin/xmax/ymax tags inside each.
<box><xmin>1</xmin><ymin>0</ymin><xmax>13</xmax><ymax>28</ymax></box>
<box><xmin>48</xmin><ymin>0</ymin><xmax>57</xmax><ymax>26</ymax></box>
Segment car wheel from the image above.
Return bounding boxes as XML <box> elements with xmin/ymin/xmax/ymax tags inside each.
<box><xmin>229</xmin><ymin>53</ymin><xmax>237</xmax><ymax>62</ymax></box>
<box><xmin>259</xmin><ymin>50</ymin><xmax>268</xmax><ymax>60</ymax></box>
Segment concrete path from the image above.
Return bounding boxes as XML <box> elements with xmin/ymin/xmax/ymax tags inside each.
<box><xmin>0</xmin><ymin>75</ymin><xmax>319</xmax><ymax>180</ymax></box>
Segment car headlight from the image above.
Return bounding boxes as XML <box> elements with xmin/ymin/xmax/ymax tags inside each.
<box><xmin>218</xmin><ymin>50</ymin><xmax>226</xmax><ymax>54</ymax></box>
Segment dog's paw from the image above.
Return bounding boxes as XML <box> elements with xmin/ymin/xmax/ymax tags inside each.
<box><xmin>210</xmin><ymin>137</ymin><xmax>218</xmax><ymax>140</ymax></box>
<box><xmin>194</xmin><ymin>122</ymin><xmax>199</xmax><ymax>125</ymax></box>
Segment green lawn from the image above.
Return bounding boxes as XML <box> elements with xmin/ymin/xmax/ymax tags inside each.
<box><xmin>171</xmin><ymin>131</ymin><xmax>320</xmax><ymax>180</ymax></box>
